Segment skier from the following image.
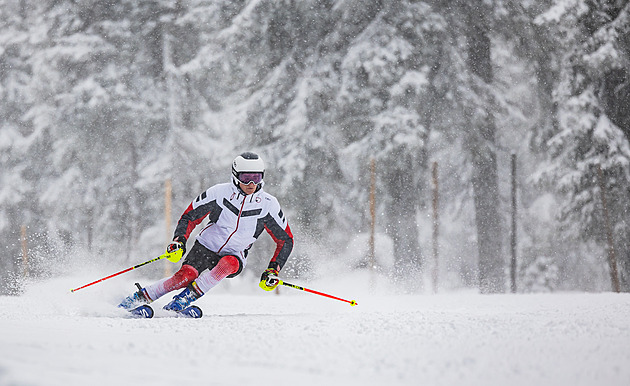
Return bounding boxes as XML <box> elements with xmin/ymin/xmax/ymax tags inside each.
<box><xmin>119</xmin><ymin>152</ymin><xmax>293</xmax><ymax>313</ymax></box>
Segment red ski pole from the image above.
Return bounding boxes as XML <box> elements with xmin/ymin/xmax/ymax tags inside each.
<box><xmin>70</xmin><ymin>250</ymin><xmax>183</xmax><ymax>293</ymax></box>
<box><xmin>279</xmin><ymin>280</ymin><xmax>358</xmax><ymax>306</ymax></box>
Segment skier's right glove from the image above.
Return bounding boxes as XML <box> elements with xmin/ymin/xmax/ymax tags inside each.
<box><xmin>166</xmin><ymin>236</ymin><xmax>186</xmax><ymax>262</ymax></box>
<box><xmin>259</xmin><ymin>268</ymin><xmax>280</xmax><ymax>291</ymax></box>
<box><xmin>167</xmin><ymin>236</ymin><xmax>186</xmax><ymax>253</ymax></box>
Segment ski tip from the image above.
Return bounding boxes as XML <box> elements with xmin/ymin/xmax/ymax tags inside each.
<box><xmin>130</xmin><ymin>305</ymin><xmax>154</xmax><ymax>318</ymax></box>
<box><xmin>183</xmin><ymin>305</ymin><xmax>203</xmax><ymax>318</ymax></box>
<box><xmin>162</xmin><ymin>305</ymin><xmax>203</xmax><ymax>318</ymax></box>
<box><xmin>350</xmin><ymin>300</ymin><xmax>358</xmax><ymax>306</ymax></box>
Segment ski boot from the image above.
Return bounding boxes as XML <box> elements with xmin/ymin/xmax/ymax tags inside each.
<box><xmin>163</xmin><ymin>284</ymin><xmax>203</xmax><ymax>312</ymax></box>
<box><xmin>118</xmin><ymin>283</ymin><xmax>152</xmax><ymax>310</ymax></box>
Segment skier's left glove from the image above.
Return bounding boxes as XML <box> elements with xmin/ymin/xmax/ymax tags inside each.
<box><xmin>259</xmin><ymin>268</ymin><xmax>280</xmax><ymax>291</ymax></box>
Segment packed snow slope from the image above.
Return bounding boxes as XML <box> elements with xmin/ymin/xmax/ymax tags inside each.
<box><xmin>0</xmin><ymin>274</ymin><xmax>628</xmax><ymax>386</ymax></box>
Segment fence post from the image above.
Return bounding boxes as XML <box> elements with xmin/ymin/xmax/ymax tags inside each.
<box><xmin>510</xmin><ymin>154</ymin><xmax>517</xmax><ymax>293</ymax></box>
<box><xmin>165</xmin><ymin>178</ymin><xmax>173</xmax><ymax>276</ymax></box>
<box><xmin>432</xmin><ymin>162</ymin><xmax>439</xmax><ymax>293</ymax></box>
<box><xmin>21</xmin><ymin>225</ymin><xmax>28</xmax><ymax>278</ymax></box>
<box><xmin>368</xmin><ymin>158</ymin><xmax>376</xmax><ymax>288</ymax></box>
<box><xmin>596</xmin><ymin>164</ymin><xmax>621</xmax><ymax>292</ymax></box>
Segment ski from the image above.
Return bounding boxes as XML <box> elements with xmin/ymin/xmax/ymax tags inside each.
<box><xmin>126</xmin><ymin>304</ymin><xmax>202</xmax><ymax>319</ymax></box>
<box><xmin>129</xmin><ymin>304</ymin><xmax>154</xmax><ymax>318</ymax></box>
<box><xmin>170</xmin><ymin>305</ymin><xmax>203</xmax><ymax>318</ymax></box>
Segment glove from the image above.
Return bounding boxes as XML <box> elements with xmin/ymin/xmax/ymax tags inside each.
<box><xmin>259</xmin><ymin>268</ymin><xmax>280</xmax><ymax>291</ymax></box>
<box><xmin>167</xmin><ymin>236</ymin><xmax>186</xmax><ymax>255</ymax></box>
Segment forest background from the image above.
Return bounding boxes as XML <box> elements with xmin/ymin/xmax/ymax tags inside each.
<box><xmin>1</xmin><ymin>0</ymin><xmax>629</xmax><ymax>295</ymax></box>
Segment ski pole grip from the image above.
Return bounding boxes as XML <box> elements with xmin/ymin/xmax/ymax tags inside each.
<box><xmin>164</xmin><ymin>249</ymin><xmax>183</xmax><ymax>263</ymax></box>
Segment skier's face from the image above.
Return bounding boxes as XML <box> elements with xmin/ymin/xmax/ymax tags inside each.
<box><xmin>239</xmin><ymin>181</ymin><xmax>258</xmax><ymax>195</ymax></box>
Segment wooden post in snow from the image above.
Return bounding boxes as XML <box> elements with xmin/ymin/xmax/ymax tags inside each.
<box><xmin>21</xmin><ymin>225</ymin><xmax>28</xmax><ymax>278</ymax></box>
<box><xmin>165</xmin><ymin>178</ymin><xmax>173</xmax><ymax>276</ymax></box>
<box><xmin>596</xmin><ymin>164</ymin><xmax>621</xmax><ymax>293</ymax></box>
<box><xmin>368</xmin><ymin>158</ymin><xmax>376</xmax><ymax>288</ymax></box>
<box><xmin>432</xmin><ymin>162</ymin><xmax>439</xmax><ymax>293</ymax></box>
<box><xmin>510</xmin><ymin>154</ymin><xmax>517</xmax><ymax>293</ymax></box>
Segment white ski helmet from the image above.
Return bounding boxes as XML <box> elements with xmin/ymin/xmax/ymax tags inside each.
<box><xmin>232</xmin><ymin>152</ymin><xmax>265</xmax><ymax>192</ymax></box>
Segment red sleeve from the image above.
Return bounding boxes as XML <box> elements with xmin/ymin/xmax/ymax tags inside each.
<box><xmin>265</xmin><ymin>222</ymin><xmax>293</xmax><ymax>270</ymax></box>
<box><xmin>174</xmin><ymin>198</ymin><xmax>221</xmax><ymax>241</ymax></box>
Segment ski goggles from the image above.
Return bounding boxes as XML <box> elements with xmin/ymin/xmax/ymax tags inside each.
<box><xmin>236</xmin><ymin>172</ymin><xmax>263</xmax><ymax>185</ymax></box>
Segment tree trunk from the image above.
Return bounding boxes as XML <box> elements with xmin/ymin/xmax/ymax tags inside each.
<box><xmin>466</xmin><ymin>1</ymin><xmax>504</xmax><ymax>293</ymax></box>
<box><xmin>385</xmin><ymin>156</ymin><xmax>423</xmax><ymax>292</ymax></box>
<box><xmin>471</xmin><ymin>145</ymin><xmax>504</xmax><ymax>293</ymax></box>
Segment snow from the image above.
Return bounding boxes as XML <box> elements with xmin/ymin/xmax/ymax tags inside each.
<box><xmin>1</xmin><ymin>274</ymin><xmax>629</xmax><ymax>386</ymax></box>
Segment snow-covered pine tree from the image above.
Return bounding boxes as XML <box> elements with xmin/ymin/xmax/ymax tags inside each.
<box><xmin>537</xmin><ymin>0</ymin><xmax>630</xmax><ymax>291</ymax></box>
<box><xmin>0</xmin><ymin>0</ymin><xmax>41</xmax><ymax>293</ymax></box>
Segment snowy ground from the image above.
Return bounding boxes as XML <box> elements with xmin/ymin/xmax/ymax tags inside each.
<box><xmin>0</xmin><ymin>273</ymin><xmax>629</xmax><ymax>386</ymax></box>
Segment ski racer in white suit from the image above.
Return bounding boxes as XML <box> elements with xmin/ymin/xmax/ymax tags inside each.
<box><xmin>119</xmin><ymin>152</ymin><xmax>294</xmax><ymax>312</ymax></box>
